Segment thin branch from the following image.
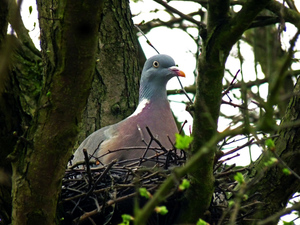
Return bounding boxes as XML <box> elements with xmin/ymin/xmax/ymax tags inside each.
<box><xmin>222</xmin><ymin>69</ymin><xmax>240</xmax><ymax>96</ymax></box>
<box><xmin>222</xmin><ymin>138</ymin><xmax>254</xmax><ymax>158</ymax></box>
<box><xmin>267</xmin><ymin>1</ymin><xmax>300</xmax><ymax>30</ymax></box>
<box><xmin>153</xmin><ymin>0</ymin><xmax>206</xmax><ymax>29</ymax></box>
<box><xmin>220</xmin><ymin>0</ymin><xmax>272</xmax><ymax>50</ymax></box>
<box><xmin>134</xmin><ymin>126</ymin><xmax>248</xmax><ymax>225</ymax></box>
<box><xmin>176</xmin><ymin>75</ymin><xmax>193</xmax><ymax>104</ymax></box>
<box><xmin>83</xmin><ymin>148</ymin><xmax>93</xmax><ymax>187</ymax></box>
<box><xmin>135</xmin><ymin>25</ymin><xmax>160</xmax><ymax>54</ymax></box>
<box><xmin>257</xmin><ymin>202</ymin><xmax>300</xmax><ymax>225</ymax></box>
<box><xmin>7</xmin><ymin>0</ymin><xmax>40</xmax><ymax>56</ymax></box>
<box><xmin>272</xmin><ymin>151</ymin><xmax>300</xmax><ymax>181</ymax></box>
<box><xmin>138</xmin><ymin>11</ymin><xmax>201</xmax><ymax>33</ymax></box>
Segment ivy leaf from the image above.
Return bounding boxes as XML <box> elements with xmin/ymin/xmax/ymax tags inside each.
<box><xmin>175</xmin><ymin>134</ymin><xmax>193</xmax><ymax>149</ymax></box>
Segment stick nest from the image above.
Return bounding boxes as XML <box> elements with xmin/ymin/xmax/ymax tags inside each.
<box><xmin>60</xmin><ymin>147</ymin><xmax>186</xmax><ymax>224</ymax></box>
<box><xmin>60</xmin><ymin>145</ymin><xmax>258</xmax><ymax>225</ymax></box>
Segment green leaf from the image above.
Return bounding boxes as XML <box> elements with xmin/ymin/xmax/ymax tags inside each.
<box><xmin>264</xmin><ymin>157</ymin><xmax>278</xmax><ymax>167</ymax></box>
<box><xmin>120</xmin><ymin>214</ymin><xmax>134</xmax><ymax>225</ymax></box>
<box><xmin>179</xmin><ymin>179</ymin><xmax>190</xmax><ymax>191</ymax></box>
<box><xmin>265</xmin><ymin>138</ymin><xmax>275</xmax><ymax>151</ymax></box>
<box><xmin>282</xmin><ymin>168</ymin><xmax>291</xmax><ymax>175</ymax></box>
<box><xmin>282</xmin><ymin>221</ymin><xmax>294</xmax><ymax>225</ymax></box>
<box><xmin>139</xmin><ymin>187</ymin><xmax>151</xmax><ymax>199</ymax></box>
<box><xmin>234</xmin><ymin>172</ymin><xmax>244</xmax><ymax>184</ymax></box>
<box><xmin>196</xmin><ymin>218</ymin><xmax>208</xmax><ymax>225</ymax></box>
<box><xmin>155</xmin><ymin>206</ymin><xmax>168</xmax><ymax>215</ymax></box>
<box><xmin>228</xmin><ymin>200</ymin><xmax>235</xmax><ymax>208</ymax></box>
<box><xmin>29</xmin><ymin>6</ymin><xmax>33</xmax><ymax>15</ymax></box>
<box><xmin>175</xmin><ymin>133</ymin><xmax>193</xmax><ymax>149</ymax></box>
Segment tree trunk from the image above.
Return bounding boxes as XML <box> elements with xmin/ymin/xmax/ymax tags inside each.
<box><xmin>178</xmin><ymin>0</ymin><xmax>272</xmax><ymax>222</ymax></box>
<box><xmin>246</xmin><ymin>77</ymin><xmax>300</xmax><ymax>224</ymax></box>
<box><xmin>1</xmin><ymin>0</ymin><xmax>140</xmax><ymax>223</ymax></box>
<box><xmin>75</xmin><ymin>0</ymin><xmax>140</xmax><ymax>147</ymax></box>
<box><xmin>9</xmin><ymin>0</ymin><xmax>103</xmax><ymax>224</ymax></box>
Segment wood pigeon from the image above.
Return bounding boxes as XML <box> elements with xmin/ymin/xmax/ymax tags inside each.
<box><xmin>71</xmin><ymin>54</ymin><xmax>185</xmax><ymax>167</ymax></box>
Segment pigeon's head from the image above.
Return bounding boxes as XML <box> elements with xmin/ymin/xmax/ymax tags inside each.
<box><xmin>141</xmin><ymin>54</ymin><xmax>185</xmax><ymax>84</ymax></box>
<box><xmin>139</xmin><ymin>54</ymin><xmax>185</xmax><ymax>101</ymax></box>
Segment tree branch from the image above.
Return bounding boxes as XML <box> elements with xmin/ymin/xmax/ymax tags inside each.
<box><xmin>7</xmin><ymin>0</ymin><xmax>40</xmax><ymax>56</ymax></box>
<box><xmin>220</xmin><ymin>0</ymin><xmax>272</xmax><ymax>51</ymax></box>
<box><xmin>153</xmin><ymin>0</ymin><xmax>206</xmax><ymax>29</ymax></box>
<box><xmin>266</xmin><ymin>1</ymin><xmax>300</xmax><ymax>29</ymax></box>
<box><xmin>138</xmin><ymin>11</ymin><xmax>201</xmax><ymax>33</ymax></box>
<box><xmin>257</xmin><ymin>202</ymin><xmax>300</xmax><ymax>225</ymax></box>
<box><xmin>134</xmin><ymin>126</ymin><xmax>248</xmax><ymax>225</ymax></box>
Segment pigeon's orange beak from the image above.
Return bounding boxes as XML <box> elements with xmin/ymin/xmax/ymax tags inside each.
<box><xmin>169</xmin><ymin>66</ymin><xmax>186</xmax><ymax>77</ymax></box>
<box><xmin>176</xmin><ymin>69</ymin><xmax>186</xmax><ymax>77</ymax></box>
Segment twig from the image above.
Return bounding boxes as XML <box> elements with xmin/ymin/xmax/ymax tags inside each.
<box><xmin>215</xmin><ymin>167</ymin><xmax>247</xmax><ymax>178</ymax></box>
<box><xmin>222</xmin><ymin>69</ymin><xmax>240</xmax><ymax>96</ymax></box>
<box><xmin>257</xmin><ymin>202</ymin><xmax>300</xmax><ymax>225</ymax></box>
<box><xmin>145</xmin><ymin>126</ymin><xmax>168</xmax><ymax>154</ymax></box>
<box><xmin>179</xmin><ymin>120</ymin><xmax>188</xmax><ymax>134</ymax></box>
<box><xmin>137</xmin><ymin>124</ymin><xmax>148</xmax><ymax>146</ymax></box>
<box><xmin>153</xmin><ymin>0</ymin><xmax>206</xmax><ymax>29</ymax></box>
<box><xmin>83</xmin><ymin>148</ymin><xmax>93</xmax><ymax>188</ymax></box>
<box><xmin>134</xmin><ymin>25</ymin><xmax>160</xmax><ymax>54</ymax></box>
<box><xmin>85</xmin><ymin>160</ymin><xmax>117</xmax><ymax>197</ymax></box>
<box><xmin>176</xmin><ymin>76</ymin><xmax>193</xmax><ymax>104</ymax></box>
<box><xmin>221</xmin><ymin>138</ymin><xmax>254</xmax><ymax>158</ymax></box>
<box><xmin>221</xmin><ymin>99</ymin><xmax>248</xmax><ymax>109</ymax></box>
<box><xmin>272</xmin><ymin>151</ymin><xmax>300</xmax><ymax>181</ymax></box>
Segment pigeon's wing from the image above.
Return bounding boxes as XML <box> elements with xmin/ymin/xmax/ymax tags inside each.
<box><xmin>71</xmin><ymin>124</ymin><xmax>118</xmax><ymax>166</ymax></box>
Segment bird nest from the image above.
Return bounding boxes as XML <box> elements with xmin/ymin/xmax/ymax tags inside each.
<box><xmin>60</xmin><ymin>142</ymin><xmax>258</xmax><ymax>225</ymax></box>
<box><xmin>60</xmin><ymin>145</ymin><xmax>186</xmax><ymax>225</ymax></box>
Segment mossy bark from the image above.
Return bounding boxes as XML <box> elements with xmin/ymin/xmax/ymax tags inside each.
<box><xmin>0</xmin><ymin>1</ymin><xmax>42</xmax><ymax>222</ymax></box>
<box><xmin>9</xmin><ymin>1</ymin><xmax>103</xmax><ymax>224</ymax></box>
<box><xmin>245</xmin><ymin>78</ymin><xmax>300</xmax><ymax>224</ymax></box>
<box><xmin>178</xmin><ymin>0</ymin><xmax>272</xmax><ymax>222</ymax></box>
<box><xmin>75</xmin><ymin>0</ymin><xmax>140</xmax><ymax>147</ymax></box>
<box><xmin>1</xmin><ymin>0</ymin><xmax>140</xmax><ymax>224</ymax></box>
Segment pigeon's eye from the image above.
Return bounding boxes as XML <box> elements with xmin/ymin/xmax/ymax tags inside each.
<box><xmin>153</xmin><ymin>61</ymin><xmax>159</xmax><ymax>68</ymax></box>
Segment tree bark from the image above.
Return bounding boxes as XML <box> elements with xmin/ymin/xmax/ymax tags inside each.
<box><xmin>75</xmin><ymin>0</ymin><xmax>140</xmax><ymax>147</ymax></box>
<box><xmin>179</xmin><ymin>0</ymin><xmax>272</xmax><ymax>222</ymax></box>
<box><xmin>7</xmin><ymin>0</ymin><xmax>140</xmax><ymax>224</ymax></box>
<box><xmin>246</xmin><ymin>77</ymin><xmax>300</xmax><ymax>224</ymax></box>
<box><xmin>9</xmin><ymin>1</ymin><xmax>103</xmax><ymax>224</ymax></box>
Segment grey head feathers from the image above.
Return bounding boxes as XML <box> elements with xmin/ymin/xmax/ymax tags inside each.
<box><xmin>139</xmin><ymin>54</ymin><xmax>185</xmax><ymax>102</ymax></box>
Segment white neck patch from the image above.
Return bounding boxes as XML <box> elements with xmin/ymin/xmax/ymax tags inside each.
<box><xmin>129</xmin><ymin>99</ymin><xmax>150</xmax><ymax>118</ymax></box>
